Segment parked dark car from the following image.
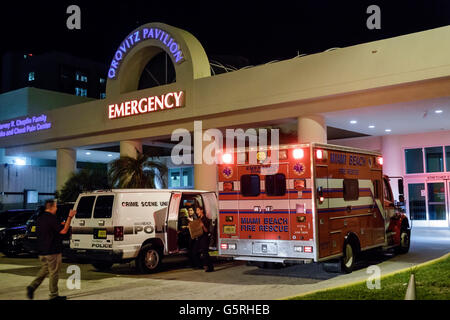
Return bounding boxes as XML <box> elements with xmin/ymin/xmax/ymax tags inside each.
<box><xmin>22</xmin><ymin>203</ymin><xmax>74</xmax><ymax>256</ymax></box>
<box><xmin>0</xmin><ymin>209</ymin><xmax>36</xmax><ymax>256</ymax></box>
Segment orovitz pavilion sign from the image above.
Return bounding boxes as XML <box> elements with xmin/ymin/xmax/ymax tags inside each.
<box><xmin>108</xmin><ymin>91</ymin><xmax>185</xmax><ymax>119</ymax></box>
<box><xmin>108</xmin><ymin>26</ymin><xmax>185</xmax><ymax>79</ymax></box>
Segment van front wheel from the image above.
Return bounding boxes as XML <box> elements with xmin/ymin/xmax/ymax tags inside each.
<box><xmin>137</xmin><ymin>244</ymin><xmax>162</xmax><ymax>273</ymax></box>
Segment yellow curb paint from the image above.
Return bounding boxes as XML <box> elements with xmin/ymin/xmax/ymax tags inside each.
<box><xmin>279</xmin><ymin>252</ymin><xmax>450</xmax><ymax>300</ymax></box>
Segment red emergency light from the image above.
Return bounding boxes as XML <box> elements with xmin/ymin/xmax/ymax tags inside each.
<box><xmin>304</xmin><ymin>246</ymin><xmax>313</xmax><ymax>253</ymax></box>
<box><xmin>293</xmin><ymin>148</ymin><xmax>304</xmax><ymax>159</ymax></box>
<box><xmin>377</xmin><ymin>157</ymin><xmax>383</xmax><ymax>165</ymax></box>
<box><xmin>316</xmin><ymin>149</ymin><xmax>323</xmax><ymax>160</ymax></box>
<box><xmin>220</xmin><ymin>243</ymin><xmax>228</xmax><ymax>250</ymax></box>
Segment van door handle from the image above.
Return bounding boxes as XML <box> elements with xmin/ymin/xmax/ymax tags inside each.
<box><xmin>79</xmin><ymin>220</ymin><xmax>85</xmax><ymax>226</ymax></box>
<box><xmin>98</xmin><ymin>220</ymin><xmax>105</xmax><ymax>226</ymax></box>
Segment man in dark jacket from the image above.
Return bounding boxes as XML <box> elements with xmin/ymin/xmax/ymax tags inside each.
<box><xmin>26</xmin><ymin>199</ymin><xmax>76</xmax><ymax>300</ymax></box>
<box><xmin>192</xmin><ymin>206</ymin><xmax>214</xmax><ymax>272</ymax></box>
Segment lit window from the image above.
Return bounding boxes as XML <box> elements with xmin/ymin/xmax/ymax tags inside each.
<box><xmin>168</xmin><ymin>167</ymin><xmax>193</xmax><ymax>189</ymax></box>
<box><xmin>100</xmin><ymin>93</ymin><xmax>106</xmax><ymax>99</ymax></box>
<box><xmin>99</xmin><ymin>78</ymin><xmax>106</xmax><ymax>84</ymax></box>
<box><xmin>75</xmin><ymin>87</ymin><xmax>88</xmax><ymax>97</ymax></box>
<box><xmin>28</xmin><ymin>72</ymin><xmax>35</xmax><ymax>81</ymax></box>
<box><xmin>76</xmin><ymin>72</ymin><xmax>88</xmax><ymax>82</ymax></box>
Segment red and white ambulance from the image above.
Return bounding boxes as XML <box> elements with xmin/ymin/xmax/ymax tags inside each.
<box><xmin>217</xmin><ymin>143</ymin><xmax>410</xmax><ymax>272</ymax></box>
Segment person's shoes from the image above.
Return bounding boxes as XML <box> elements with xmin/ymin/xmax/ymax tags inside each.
<box><xmin>205</xmin><ymin>267</ymin><xmax>214</xmax><ymax>272</ymax></box>
<box><xmin>26</xmin><ymin>286</ymin><xmax>34</xmax><ymax>300</ymax></box>
<box><xmin>49</xmin><ymin>295</ymin><xmax>67</xmax><ymax>301</ymax></box>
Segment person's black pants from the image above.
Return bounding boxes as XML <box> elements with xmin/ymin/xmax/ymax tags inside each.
<box><xmin>193</xmin><ymin>234</ymin><xmax>213</xmax><ymax>270</ymax></box>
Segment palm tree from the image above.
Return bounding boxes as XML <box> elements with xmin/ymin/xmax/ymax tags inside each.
<box><xmin>108</xmin><ymin>149</ymin><xmax>168</xmax><ymax>189</ymax></box>
<box><xmin>57</xmin><ymin>169</ymin><xmax>110</xmax><ymax>202</ymax></box>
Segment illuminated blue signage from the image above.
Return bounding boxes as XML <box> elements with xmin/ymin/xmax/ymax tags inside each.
<box><xmin>0</xmin><ymin>114</ymin><xmax>51</xmax><ymax>138</ymax></box>
<box><xmin>108</xmin><ymin>27</ymin><xmax>185</xmax><ymax>79</ymax></box>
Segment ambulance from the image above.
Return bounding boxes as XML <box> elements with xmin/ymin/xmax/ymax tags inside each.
<box><xmin>69</xmin><ymin>189</ymin><xmax>217</xmax><ymax>273</ymax></box>
<box><xmin>217</xmin><ymin>143</ymin><xmax>410</xmax><ymax>273</ymax></box>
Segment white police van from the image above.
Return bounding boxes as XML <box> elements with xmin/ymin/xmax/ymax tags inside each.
<box><xmin>69</xmin><ymin>189</ymin><xmax>218</xmax><ymax>273</ymax></box>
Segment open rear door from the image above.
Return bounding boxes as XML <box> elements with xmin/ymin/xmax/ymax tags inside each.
<box><xmin>166</xmin><ymin>192</ymin><xmax>182</xmax><ymax>253</ymax></box>
<box><xmin>201</xmin><ymin>192</ymin><xmax>219</xmax><ymax>250</ymax></box>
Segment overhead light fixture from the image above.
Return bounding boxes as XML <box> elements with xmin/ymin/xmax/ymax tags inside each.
<box><xmin>13</xmin><ymin>158</ymin><xmax>26</xmax><ymax>166</ymax></box>
<box><xmin>368</xmin><ymin>125</ymin><xmax>375</xmax><ymax>129</ymax></box>
<box><xmin>107</xmin><ymin>154</ymin><xmax>113</xmax><ymax>157</ymax></box>
<box><xmin>435</xmin><ymin>110</ymin><xmax>443</xmax><ymax>114</ymax></box>
<box><xmin>85</xmin><ymin>152</ymin><xmax>91</xmax><ymax>155</ymax></box>
<box><xmin>350</xmin><ymin>120</ymin><xmax>357</xmax><ymax>124</ymax></box>
<box><xmin>385</xmin><ymin>129</ymin><xmax>392</xmax><ymax>132</ymax></box>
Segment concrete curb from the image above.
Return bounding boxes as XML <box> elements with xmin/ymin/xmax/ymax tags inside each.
<box><xmin>279</xmin><ymin>252</ymin><xmax>450</xmax><ymax>300</ymax></box>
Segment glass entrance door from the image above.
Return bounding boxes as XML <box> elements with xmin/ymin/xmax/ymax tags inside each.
<box><xmin>408</xmin><ymin>183</ymin><xmax>426</xmax><ymax>221</ymax></box>
<box><xmin>407</xmin><ymin>181</ymin><xmax>449</xmax><ymax>227</ymax></box>
<box><xmin>427</xmin><ymin>182</ymin><xmax>448</xmax><ymax>227</ymax></box>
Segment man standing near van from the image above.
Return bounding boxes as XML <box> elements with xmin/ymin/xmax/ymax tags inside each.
<box><xmin>26</xmin><ymin>199</ymin><xmax>76</xmax><ymax>300</ymax></box>
<box><xmin>192</xmin><ymin>206</ymin><xmax>214</xmax><ymax>272</ymax></box>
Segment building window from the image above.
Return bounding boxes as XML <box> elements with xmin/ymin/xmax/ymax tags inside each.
<box><xmin>28</xmin><ymin>72</ymin><xmax>35</xmax><ymax>81</ymax></box>
<box><xmin>75</xmin><ymin>87</ymin><xmax>87</xmax><ymax>97</ymax></box>
<box><xmin>425</xmin><ymin>146</ymin><xmax>443</xmax><ymax>173</ymax></box>
<box><xmin>265</xmin><ymin>173</ymin><xmax>286</xmax><ymax>196</ymax></box>
<box><xmin>100</xmin><ymin>93</ymin><xmax>106</xmax><ymax>99</ymax></box>
<box><xmin>343</xmin><ymin>179</ymin><xmax>359</xmax><ymax>201</ymax></box>
<box><xmin>405</xmin><ymin>148</ymin><xmax>424</xmax><ymax>174</ymax></box>
<box><xmin>240</xmin><ymin>174</ymin><xmax>260</xmax><ymax>197</ymax></box>
<box><xmin>445</xmin><ymin>146</ymin><xmax>450</xmax><ymax>172</ymax></box>
<box><xmin>99</xmin><ymin>78</ymin><xmax>106</xmax><ymax>84</ymax></box>
<box><xmin>76</xmin><ymin>72</ymin><xmax>88</xmax><ymax>82</ymax></box>
<box><xmin>169</xmin><ymin>167</ymin><xmax>193</xmax><ymax>189</ymax></box>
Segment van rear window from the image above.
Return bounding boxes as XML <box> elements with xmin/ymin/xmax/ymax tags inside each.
<box><xmin>93</xmin><ymin>195</ymin><xmax>115</xmax><ymax>219</ymax></box>
<box><xmin>241</xmin><ymin>175</ymin><xmax>260</xmax><ymax>197</ymax></box>
<box><xmin>75</xmin><ymin>196</ymin><xmax>96</xmax><ymax>219</ymax></box>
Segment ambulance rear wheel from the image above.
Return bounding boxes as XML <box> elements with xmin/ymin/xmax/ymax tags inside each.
<box><xmin>137</xmin><ymin>244</ymin><xmax>162</xmax><ymax>273</ymax></box>
<box><xmin>341</xmin><ymin>241</ymin><xmax>356</xmax><ymax>273</ymax></box>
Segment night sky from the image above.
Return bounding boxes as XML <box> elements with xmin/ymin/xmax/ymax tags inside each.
<box><xmin>1</xmin><ymin>0</ymin><xmax>450</xmax><ymax>67</ymax></box>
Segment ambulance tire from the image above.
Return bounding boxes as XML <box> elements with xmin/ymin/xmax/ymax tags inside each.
<box><xmin>395</xmin><ymin>228</ymin><xmax>411</xmax><ymax>254</ymax></box>
<box><xmin>137</xmin><ymin>243</ymin><xmax>162</xmax><ymax>274</ymax></box>
<box><xmin>92</xmin><ymin>262</ymin><xmax>113</xmax><ymax>271</ymax></box>
<box><xmin>341</xmin><ymin>241</ymin><xmax>356</xmax><ymax>273</ymax></box>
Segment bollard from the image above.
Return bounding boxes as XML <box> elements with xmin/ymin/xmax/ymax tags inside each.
<box><xmin>404</xmin><ymin>273</ymin><xmax>416</xmax><ymax>300</ymax></box>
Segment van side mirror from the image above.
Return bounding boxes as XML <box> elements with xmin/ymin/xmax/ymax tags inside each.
<box><xmin>398</xmin><ymin>178</ymin><xmax>404</xmax><ymax>197</ymax></box>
